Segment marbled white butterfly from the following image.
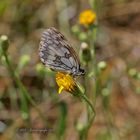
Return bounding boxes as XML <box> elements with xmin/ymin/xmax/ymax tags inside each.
<box><xmin>39</xmin><ymin>27</ymin><xmax>85</xmax><ymax>76</ymax></box>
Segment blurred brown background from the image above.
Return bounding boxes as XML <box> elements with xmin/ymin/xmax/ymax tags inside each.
<box><xmin>0</xmin><ymin>0</ymin><xmax>140</xmax><ymax>140</ymax></box>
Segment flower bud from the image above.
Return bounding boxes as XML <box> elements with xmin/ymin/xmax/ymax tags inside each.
<box><xmin>36</xmin><ymin>63</ymin><xmax>46</xmax><ymax>76</ymax></box>
<box><xmin>76</xmin><ymin>122</ymin><xmax>85</xmax><ymax>132</ymax></box>
<box><xmin>78</xmin><ymin>32</ymin><xmax>88</xmax><ymax>41</ymax></box>
<box><xmin>128</xmin><ymin>68</ymin><xmax>137</xmax><ymax>78</ymax></box>
<box><xmin>0</xmin><ymin>35</ymin><xmax>9</xmax><ymax>52</ymax></box>
<box><xmin>71</xmin><ymin>25</ymin><xmax>80</xmax><ymax>35</ymax></box>
<box><xmin>97</xmin><ymin>61</ymin><xmax>107</xmax><ymax>71</ymax></box>
<box><xmin>80</xmin><ymin>42</ymin><xmax>93</xmax><ymax>63</ymax></box>
<box><xmin>102</xmin><ymin>88</ymin><xmax>110</xmax><ymax>96</ymax></box>
<box><xmin>19</xmin><ymin>55</ymin><xmax>30</xmax><ymax>69</ymax></box>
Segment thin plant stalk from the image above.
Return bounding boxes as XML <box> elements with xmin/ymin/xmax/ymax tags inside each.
<box><xmin>2</xmin><ymin>48</ymin><xmax>46</xmax><ymax>123</ymax></box>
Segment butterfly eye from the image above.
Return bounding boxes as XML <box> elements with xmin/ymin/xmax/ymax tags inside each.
<box><xmin>80</xmin><ymin>68</ymin><xmax>85</xmax><ymax>75</ymax></box>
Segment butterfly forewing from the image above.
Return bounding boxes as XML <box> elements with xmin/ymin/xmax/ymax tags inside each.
<box><xmin>39</xmin><ymin>27</ymin><xmax>84</xmax><ymax>76</ymax></box>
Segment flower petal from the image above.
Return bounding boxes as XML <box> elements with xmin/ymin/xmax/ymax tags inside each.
<box><xmin>58</xmin><ymin>86</ymin><xmax>64</xmax><ymax>94</ymax></box>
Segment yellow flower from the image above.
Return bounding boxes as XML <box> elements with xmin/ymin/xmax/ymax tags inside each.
<box><xmin>79</xmin><ymin>10</ymin><xmax>96</xmax><ymax>26</ymax></box>
<box><xmin>56</xmin><ymin>72</ymin><xmax>76</xmax><ymax>94</ymax></box>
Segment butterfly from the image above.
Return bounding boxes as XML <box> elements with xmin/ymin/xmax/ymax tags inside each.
<box><xmin>39</xmin><ymin>27</ymin><xmax>85</xmax><ymax>76</ymax></box>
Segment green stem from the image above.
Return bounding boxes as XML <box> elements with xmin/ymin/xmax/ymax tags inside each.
<box><xmin>75</xmin><ymin>86</ymin><xmax>96</xmax><ymax>140</ymax></box>
<box><xmin>80</xmin><ymin>93</ymin><xmax>95</xmax><ymax>115</ymax></box>
<box><xmin>3</xmin><ymin>51</ymin><xmax>46</xmax><ymax>122</ymax></box>
<box><xmin>80</xmin><ymin>92</ymin><xmax>96</xmax><ymax>132</ymax></box>
<box><xmin>3</xmin><ymin>51</ymin><xmax>29</xmax><ymax>119</ymax></box>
